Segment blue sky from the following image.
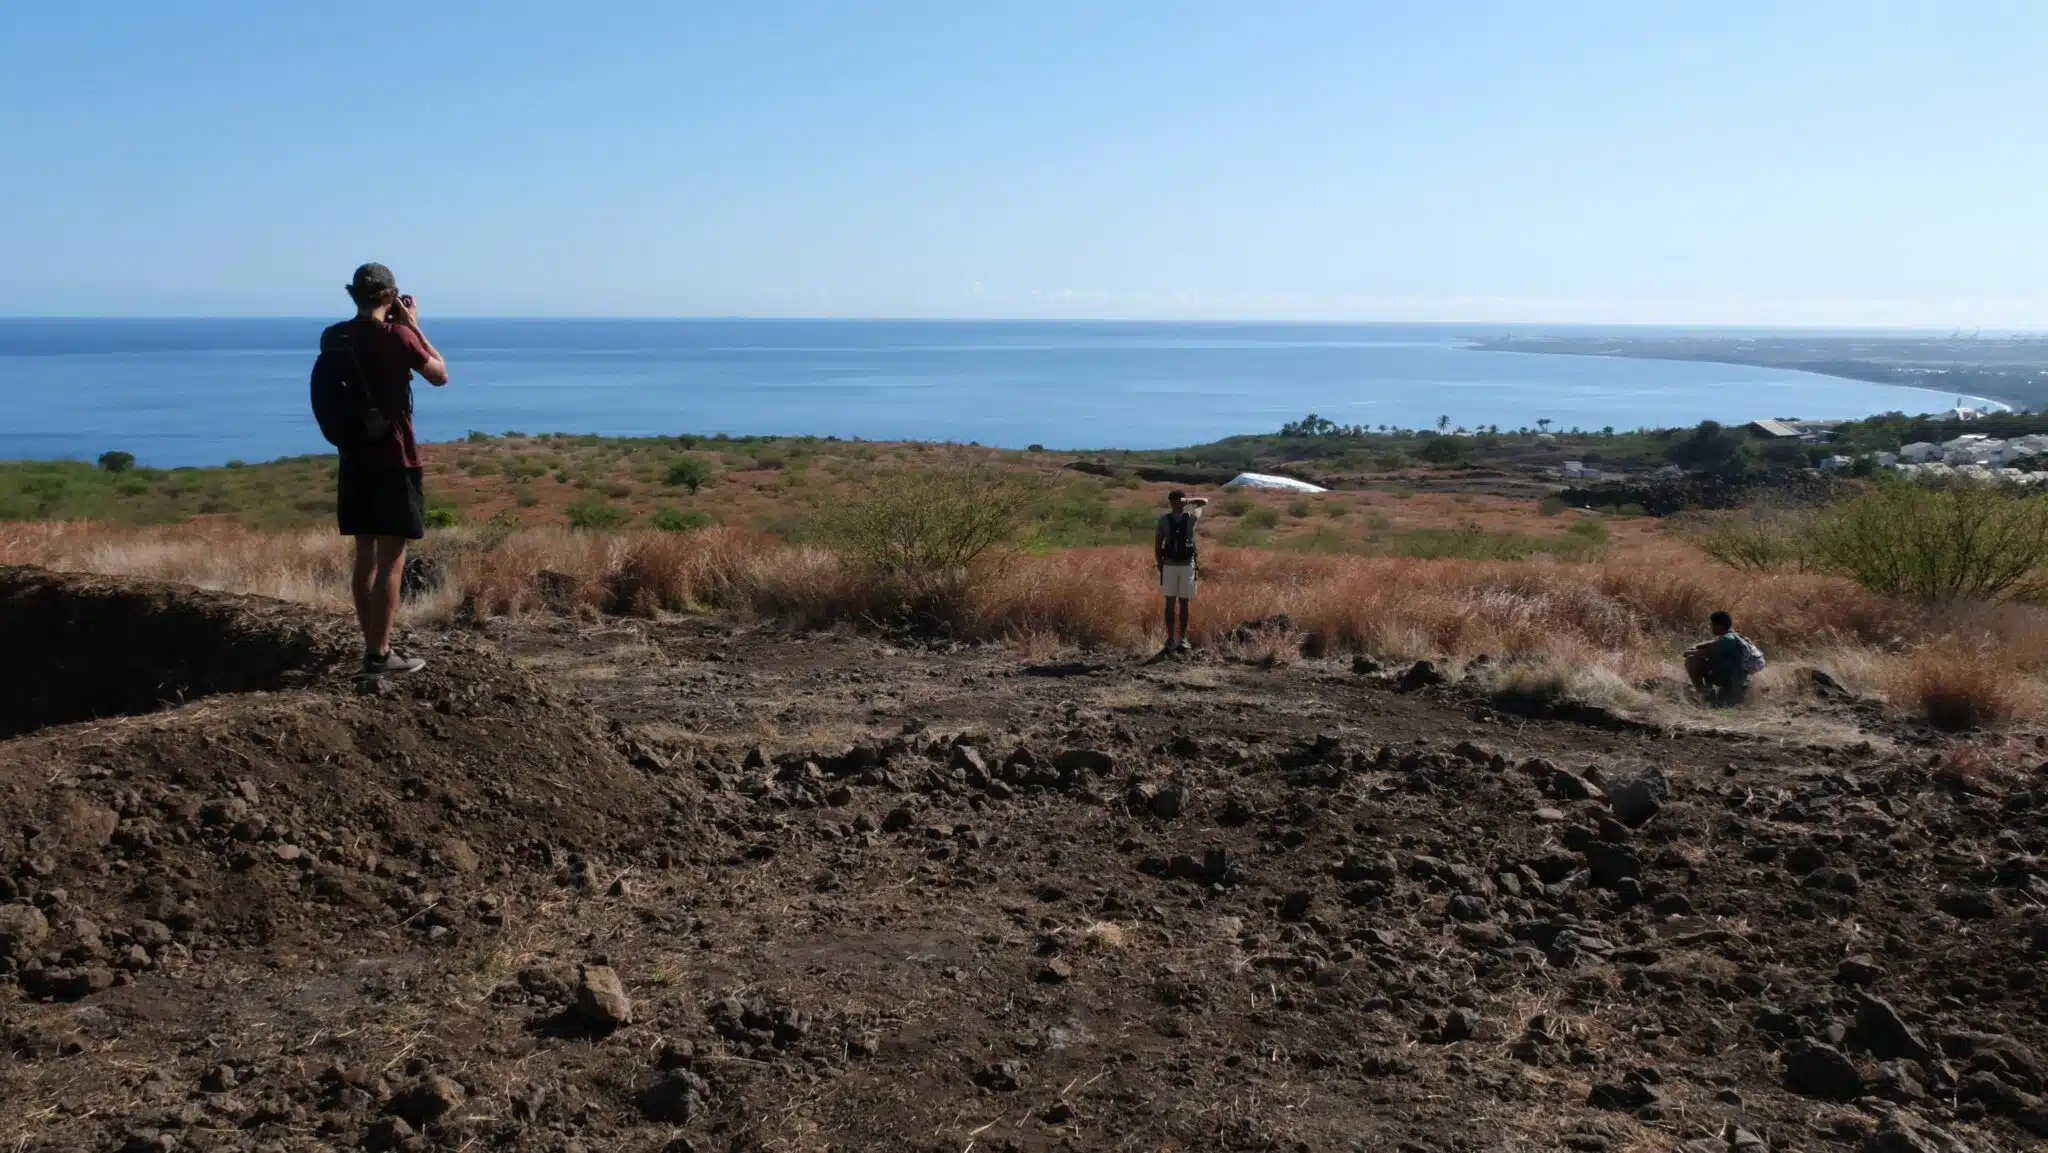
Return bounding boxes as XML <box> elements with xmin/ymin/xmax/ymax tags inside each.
<box><xmin>3</xmin><ymin>2</ymin><xmax>2043</xmax><ymax>324</ymax></box>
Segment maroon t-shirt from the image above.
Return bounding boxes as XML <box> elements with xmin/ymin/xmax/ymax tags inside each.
<box><xmin>319</xmin><ymin>319</ymin><xmax>432</xmax><ymax>468</ymax></box>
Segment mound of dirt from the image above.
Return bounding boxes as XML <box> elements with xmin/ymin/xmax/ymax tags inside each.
<box><xmin>0</xmin><ymin>569</ymin><xmax>684</xmax><ymax>1008</ymax></box>
<box><xmin>0</xmin><ymin>566</ymin><xmax>350</xmax><ymax>739</ymax></box>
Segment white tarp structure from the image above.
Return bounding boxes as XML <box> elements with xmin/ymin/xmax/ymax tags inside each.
<box><xmin>1223</xmin><ymin>472</ymin><xmax>1327</xmax><ymax>493</ymax></box>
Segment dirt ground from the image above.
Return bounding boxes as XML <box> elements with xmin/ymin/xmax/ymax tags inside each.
<box><xmin>2</xmin><ymin>566</ymin><xmax>2046</xmax><ymax>1153</ymax></box>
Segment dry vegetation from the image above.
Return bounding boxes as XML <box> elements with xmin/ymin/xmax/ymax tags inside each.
<box><xmin>6</xmin><ymin>506</ymin><xmax>2044</xmax><ymax>732</ymax></box>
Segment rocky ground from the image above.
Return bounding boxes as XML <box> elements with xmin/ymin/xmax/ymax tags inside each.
<box><xmin>3</xmin><ymin>565</ymin><xmax>2046</xmax><ymax>1153</ymax></box>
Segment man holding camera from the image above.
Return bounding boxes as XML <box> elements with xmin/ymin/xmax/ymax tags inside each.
<box><xmin>324</xmin><ymin>263</ymin><xmax>450</xmax><ymax>677</ymax></box>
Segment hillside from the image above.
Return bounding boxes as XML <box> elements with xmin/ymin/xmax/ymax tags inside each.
<box><xmin>4</xmin><ymin>566</ymin><xmax>2045</xmax><ymax>1152</ymax></box>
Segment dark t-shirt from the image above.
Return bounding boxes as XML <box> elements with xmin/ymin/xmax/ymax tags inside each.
<box><xmin>319</xmin><ymin>319</ymin><xmax>431</xmax><ymax>469</ymax></box>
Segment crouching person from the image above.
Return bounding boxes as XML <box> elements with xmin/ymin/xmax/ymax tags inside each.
<box><xmin>1685</xmin><ymin>611</ymin><xmax>1765</xmax><ymax>705</ymax></box>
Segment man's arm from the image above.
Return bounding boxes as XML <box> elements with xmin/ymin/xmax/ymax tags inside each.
<box><xmin>390</xmin><ymin>297</ymin><xmax>450</xmax><ymax>386</ymax></box>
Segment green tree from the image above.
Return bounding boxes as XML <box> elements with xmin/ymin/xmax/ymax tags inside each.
<box><xmin>97</xmin><ymin>451</ymin><xmax>135</xmax><ymax>473</ymax></box>
<box><xmin>664</xmin><ymin>455</ymin><xmax>715</xmax><ymax>494</ymax></box>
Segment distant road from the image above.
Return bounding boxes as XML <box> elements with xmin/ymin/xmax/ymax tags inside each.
<box><xmin>1470</xmin><ymin>333</ymin><xmax>2048</xmax><ymax>413</ymax></box>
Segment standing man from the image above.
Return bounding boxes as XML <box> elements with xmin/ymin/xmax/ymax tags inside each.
<box><xmin>1154</xmin><ymin>490</ymin><xmax>1209</xmax><ymax>654</ymax></box>
<box><xmin>325</xmin><ymin>263</ymin><xmax>450</xmax><ymax>677</ymax></box>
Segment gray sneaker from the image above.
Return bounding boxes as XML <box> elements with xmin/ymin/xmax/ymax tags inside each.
<box><xmin>1175</xmin><ymin>639</ymin><xmax>1193</xmax><ymax>653</ymax></box>
<box><xmin>362</xmin><ymin>650</ymin><xmax>427</xmax><ymax>677</ymax></box>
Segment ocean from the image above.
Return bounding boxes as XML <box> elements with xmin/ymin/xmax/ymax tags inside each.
<box><xmin>0</xmin><ymin>319</ymin><xmax>1983</xmax><ymax>467</ymax></box>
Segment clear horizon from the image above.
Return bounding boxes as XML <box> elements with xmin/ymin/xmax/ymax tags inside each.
<box><xmin>6</xmin><ymin>2</ymin><xmax>2045</xmax><ymax>327</ymax></box>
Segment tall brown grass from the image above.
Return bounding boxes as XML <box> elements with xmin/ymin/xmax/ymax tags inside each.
<box><xmin>5</xmin><ymin>521</ymin><xmax>2042</xmax><ymax>726</ymax></box>
<box><xmin>1885</xmin><ymin>647</ymin><xmax>2021</xmax><ymax>732</ymax></box>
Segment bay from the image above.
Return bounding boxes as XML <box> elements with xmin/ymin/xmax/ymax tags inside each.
<box><xmin>0</xmin><ymin>318</ymin><xmax>1981</xmax><ymax>467</ymax></box>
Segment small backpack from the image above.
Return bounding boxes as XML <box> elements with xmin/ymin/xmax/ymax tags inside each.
<box><xmin>1736</xmin><ymin>634</ymin><xmax>1767</xmax><ymax>675</ymax></box>
<box><xmin>310</xmin><ymin>323</ymin><xmax>390</xmax><ymax>452</ymax></box>
<box><xmin>1161</xmin><ymin>512</ymin><xmax>1198</xmax><ymax>564</ymax></box>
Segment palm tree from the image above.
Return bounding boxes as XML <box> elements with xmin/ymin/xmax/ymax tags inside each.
<box><xmin>1537</xmin><ymin>418</ymin><xmax>1553</xmax><ymax>434</ymax></box>
<box><xmin>1437</xmin><ymin>415</ymin><xmax>1451</xmax><ymax>433</ymax></box>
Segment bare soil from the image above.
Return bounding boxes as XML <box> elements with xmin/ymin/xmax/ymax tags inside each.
<box><xmin>3</xmin><ymin>566</ymin><xmax>2045</xmax><ymax>1153</ymax></box>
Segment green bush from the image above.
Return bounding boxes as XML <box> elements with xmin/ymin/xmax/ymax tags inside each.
<box><xmin>1537</xmin><ymin>496</ymin><xmax>1568</xmax><ymax>516</ymax></box>
<box><xmin>649</xmin><ymin>505</ymin><xmax>713</xmax><ymax>532</ymax></box>
<box><xmin>567</xmin><ymin>497</ymin><xmax>632</xmax><ymax>530</ymax></box>
<box><xmin>98</xmin><ymin>451</ymin><xmax>136</xmax><ymax>473</ymax></box>
<box><xmin>1683</xmin><ymin>505</ymin><xmax>1819</xmax><ymax>573</ymax></box>
<box><xmin>829</xmin><ymin>457</ymin><xmax>1044</xmax><ymax>579</ymax></box>
<box><xmin>599</xmin><ymin>481</ymin><xmax>633</xmax><ymax>499</ymax></box>
<box><xmin>664</xmin><ymin>455</ymin><xmax>714</xmax><ymax>494</ymax></box>
<box><xmin>1245</xmin><ymin>506</ymin><xmax>1280</xmax><ymax>530</ymax></box>
<box><xmin>1218</xmin><ymin>494</ymin><xmax>1253</xmax><ymax>517</ymax></box>
<box><xmin>1565</xmin><ymin>517</ymin><xmax>1610</xmax><ymax>543</ymax></box>
<box><xmin>1812</xmin><ymin>479</ymin><xmax>2048</xmax><ymax>602</ymax></box>
<box><xmin>1286</xmin><ymin>498</ymin><xmax>1312</xmax><ymax>518</ymax></box>
<box><xmin>467</xmin><ymin>430</ymin><xmax>493</xmax><ymax>443</ymax></box>
<box><xmin>1415</xmin><ymin>436</ymin><xmax>1467</xmax><ymax>465</ymax></box>
<box><xmin>423</xmin><ymin>503</ymin><xmax>463</xmax><ymax>528</ymax></box>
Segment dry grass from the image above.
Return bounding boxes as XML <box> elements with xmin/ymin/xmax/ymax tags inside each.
<box><xmin>6</xmin><ymin>520</ymin><xmax>2045</xmax><ymax>728</ymax></box>
<box><xmin>1885</xmin><ymin>646</ymin><xmax>2023</xmax><ymax>732</ymax></box>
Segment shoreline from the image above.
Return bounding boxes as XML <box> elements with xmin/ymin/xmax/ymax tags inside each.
<box><xmin>1464</xmin><ymin>339</ymin><xmax>2031</xmax><ymax>415</ymax></box>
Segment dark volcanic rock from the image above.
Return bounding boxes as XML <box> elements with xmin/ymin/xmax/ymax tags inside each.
<box><xmin>1587</xmin><ymin>1080</ymin><xmax>1660</xmax><ymax>1111</ymax></box>
<box><xmin>1936</xmin><ymin>890</ymin><xmax>2001</xmax><ymax>921</ymax></box>
<box><xmin>1855</xmin><ymin>996</ymin><xmax>1934</xmax><ymax>1065</ymax></box>
<box><xmin>1783</xmin><ymin>1041</ymin><xmax>1864</xmax><ymax>1101</ymax></box>
<box><xmin>389</xmin><ymin>1075</ymin><xmax>465</xmax><ymax>1126</ymax></box>
<box><xmin>1584</xmin><ymin>843</ymin><xmax>1642</xmax><ymax>890</ymax></box>
<box><xmin>641</xmin><ymin>1068</ymin><xmax>712</xmax><ymax>1122</ymax></box>
<box><xmin>1606</xmin><ymin>766</ymin><xmax>1669</xmax><ymax>828</ymax></box>
<box><xmin>1396</xmin><ymin>661</ymin><xmax>1447</xmax><ymax>692</ymax></box>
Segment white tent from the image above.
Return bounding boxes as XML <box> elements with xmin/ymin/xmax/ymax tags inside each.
<box><xmin>1223</xmin><ymin>472</ymin><xmax>1327</xmax><ymax>493</ymax></box>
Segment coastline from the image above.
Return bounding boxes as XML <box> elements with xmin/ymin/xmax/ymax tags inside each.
<box><xmin>1464</xmin><ymin>338</ymin><xmax>2032</xmax><ymax>415</ymax></box>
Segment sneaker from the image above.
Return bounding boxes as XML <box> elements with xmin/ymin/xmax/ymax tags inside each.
<box><xmin>1175</xmin><ymin>639</ymin><xmax>1193</xmax><ymax>653</ymax></box>
<box><xmin>362</xmin><ymin>650</ymin><xmax>427</xmax><ymax>677</ymax></box>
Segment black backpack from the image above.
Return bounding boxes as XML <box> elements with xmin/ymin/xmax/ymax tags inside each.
<box><xmin>1161</xmin><ymin>511</ymin><xmax>1198</xmax><ymax>564</ymax></box>
<box><xmin>310</xmin><ymin>322</ymin><xmax>391</xmax><ymax>452</ymax></box>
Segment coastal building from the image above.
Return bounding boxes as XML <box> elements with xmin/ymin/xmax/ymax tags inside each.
<box><xmin>1820</xmin><ymin>455</ymin><xmax>1854</xmax><ymax>472</ymax></box>
<box><xmin>1746</xmin><ymin>419</ymin><xmax>1802</xmax><ymax>440</ymax></box>
<box><xmin>1898</xmin><ymin>442</ymin><xmax>1941</xmax><ymax>463</ymax></box>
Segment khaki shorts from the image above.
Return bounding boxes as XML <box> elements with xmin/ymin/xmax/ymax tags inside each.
<box><xmin>1160</xmin><ymin>564</ymin><xmax>1197</xmax><ymax>599</ymax></box>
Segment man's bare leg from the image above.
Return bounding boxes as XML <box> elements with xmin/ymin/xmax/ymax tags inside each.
<box><xmin>362</xmin><ymin>535</ymin><xmax>407</xmax><ymax>657</ymax></box>
<box><xmin>1162</xmin><ymin>597</ymin><xmax>1177</xmax><ymax>648</ymax></box>
<box><xmin>1178</xmin><ymin>598</ymin><xmax>1191</xmax><ymax>647</ymax></box>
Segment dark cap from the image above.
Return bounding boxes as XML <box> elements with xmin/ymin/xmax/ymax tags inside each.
<box><xmin>1168</xmin><ymin>490</ymin><xmax>1186</xmax><ymax>501</ymax></box>
<box><xmin>348</xmin><ymin>263</ymin><xmax>398</xmax><ymax>300</ymax></box>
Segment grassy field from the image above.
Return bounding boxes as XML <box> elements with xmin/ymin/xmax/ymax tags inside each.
<box><xmin>0</xmin><ymin>433</ymin><xmax>1636</xmax><ymax>561</ymax></box>
<box><xmin>8</xmin><ymin>426</ymin><xmax>2046</xmax><ymax>734</ymax></box>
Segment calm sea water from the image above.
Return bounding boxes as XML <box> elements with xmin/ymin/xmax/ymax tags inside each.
<box><xmin>0</xmin><ymin>319</ymin><xmax>1983</xmax><ymax>467</ymax></box>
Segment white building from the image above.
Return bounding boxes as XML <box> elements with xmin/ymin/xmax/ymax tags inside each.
<box><xmin>1820</xmin><ymin>455</ymin><xmax>1854</xmax><ymax>472</ymax></box>
<box><xmin>1899</xmin><ymin>442</ymin><xmax>1941</xmax><ymax>463</ymax></box>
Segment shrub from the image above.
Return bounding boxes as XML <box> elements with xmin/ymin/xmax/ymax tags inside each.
<box><xmin>1415</xmin><ymin>436</ymin><xmax>1467</xmax><ymax>465</ymax></box>
<box><xmin>1287</xmin><ymin>499</ymin><xmax>1312</xmax><ymax>518</ymax></box>
<box><xmin>467</xmin><ymin>430</ymin><xmax>493</xmax><ymax>443</ymax></box>
<box><xmin>1244</xmin><ymin>506</ymin><xmax>1280</xmax><ymax>530</ymax></box>
<box><xmin>98</xmin><ymin>451</ymin><xmax>136</xmax><ymax>473</ymax></box>
<box><xmin>1537</xmin><ymin>496</ymin><xmax>1567</xmax><ymax>516</ymax></box>
<box><xmin>1813</xmin><ymin>479</ymin><xmax>2048</xmax><ymax>603</ymax></box>
<box><xmin>567</xmin><ymin>497</ymin><xmax>631</xmax><ymax>530</ymax></box>
<box><xmin>1684</xmin><ymin>505</ymin><xmax>1819</xmax><ymax>573</ymax></box>
<box><xmin>1219</xmin><ymin>494</ymin><xmax>1253</xmax><ymax>517</ymax></box>
<box><xmin>649</xmin><ymin>505</ymin><xmax>713</xmax><ymax>533</ymax></box>
<box><xmin>664</xmin><ymin>455</ymin><xmax>714</xmax><ymax>494</ymax></box>
<box><xmin>423</xmin><ymin>503</ymin><xmax>463</xmax><ymax>528</ymax></box>
<box><xmin>1565</xmin><ymin>518</ymin><xmax>1610</xmax><ymax>544</ymax></box>
<box><xmin>225</xmin><ymin>459</ymin><xmax>246</xmax><ymax>469</ymax></box>
<box><xmin>600</xmin><ymin>481</ymin><xmax>634</xmax><ymax>499</ymax></box>
<box><xmin>1889</xmin><ymin>647</ymin><xmax>2015</xmax><ymax>731</ymax></box>
<box><xmin>828</xmin><ymin>456</ymin><xmax>1043</xmax><ymax>581</ymax></box>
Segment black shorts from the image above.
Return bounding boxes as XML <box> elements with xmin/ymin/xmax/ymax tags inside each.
<box><xmin>337</xmin><ymin>460</ymin><xmax>425</xmax><ymax>540</ymax></box>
